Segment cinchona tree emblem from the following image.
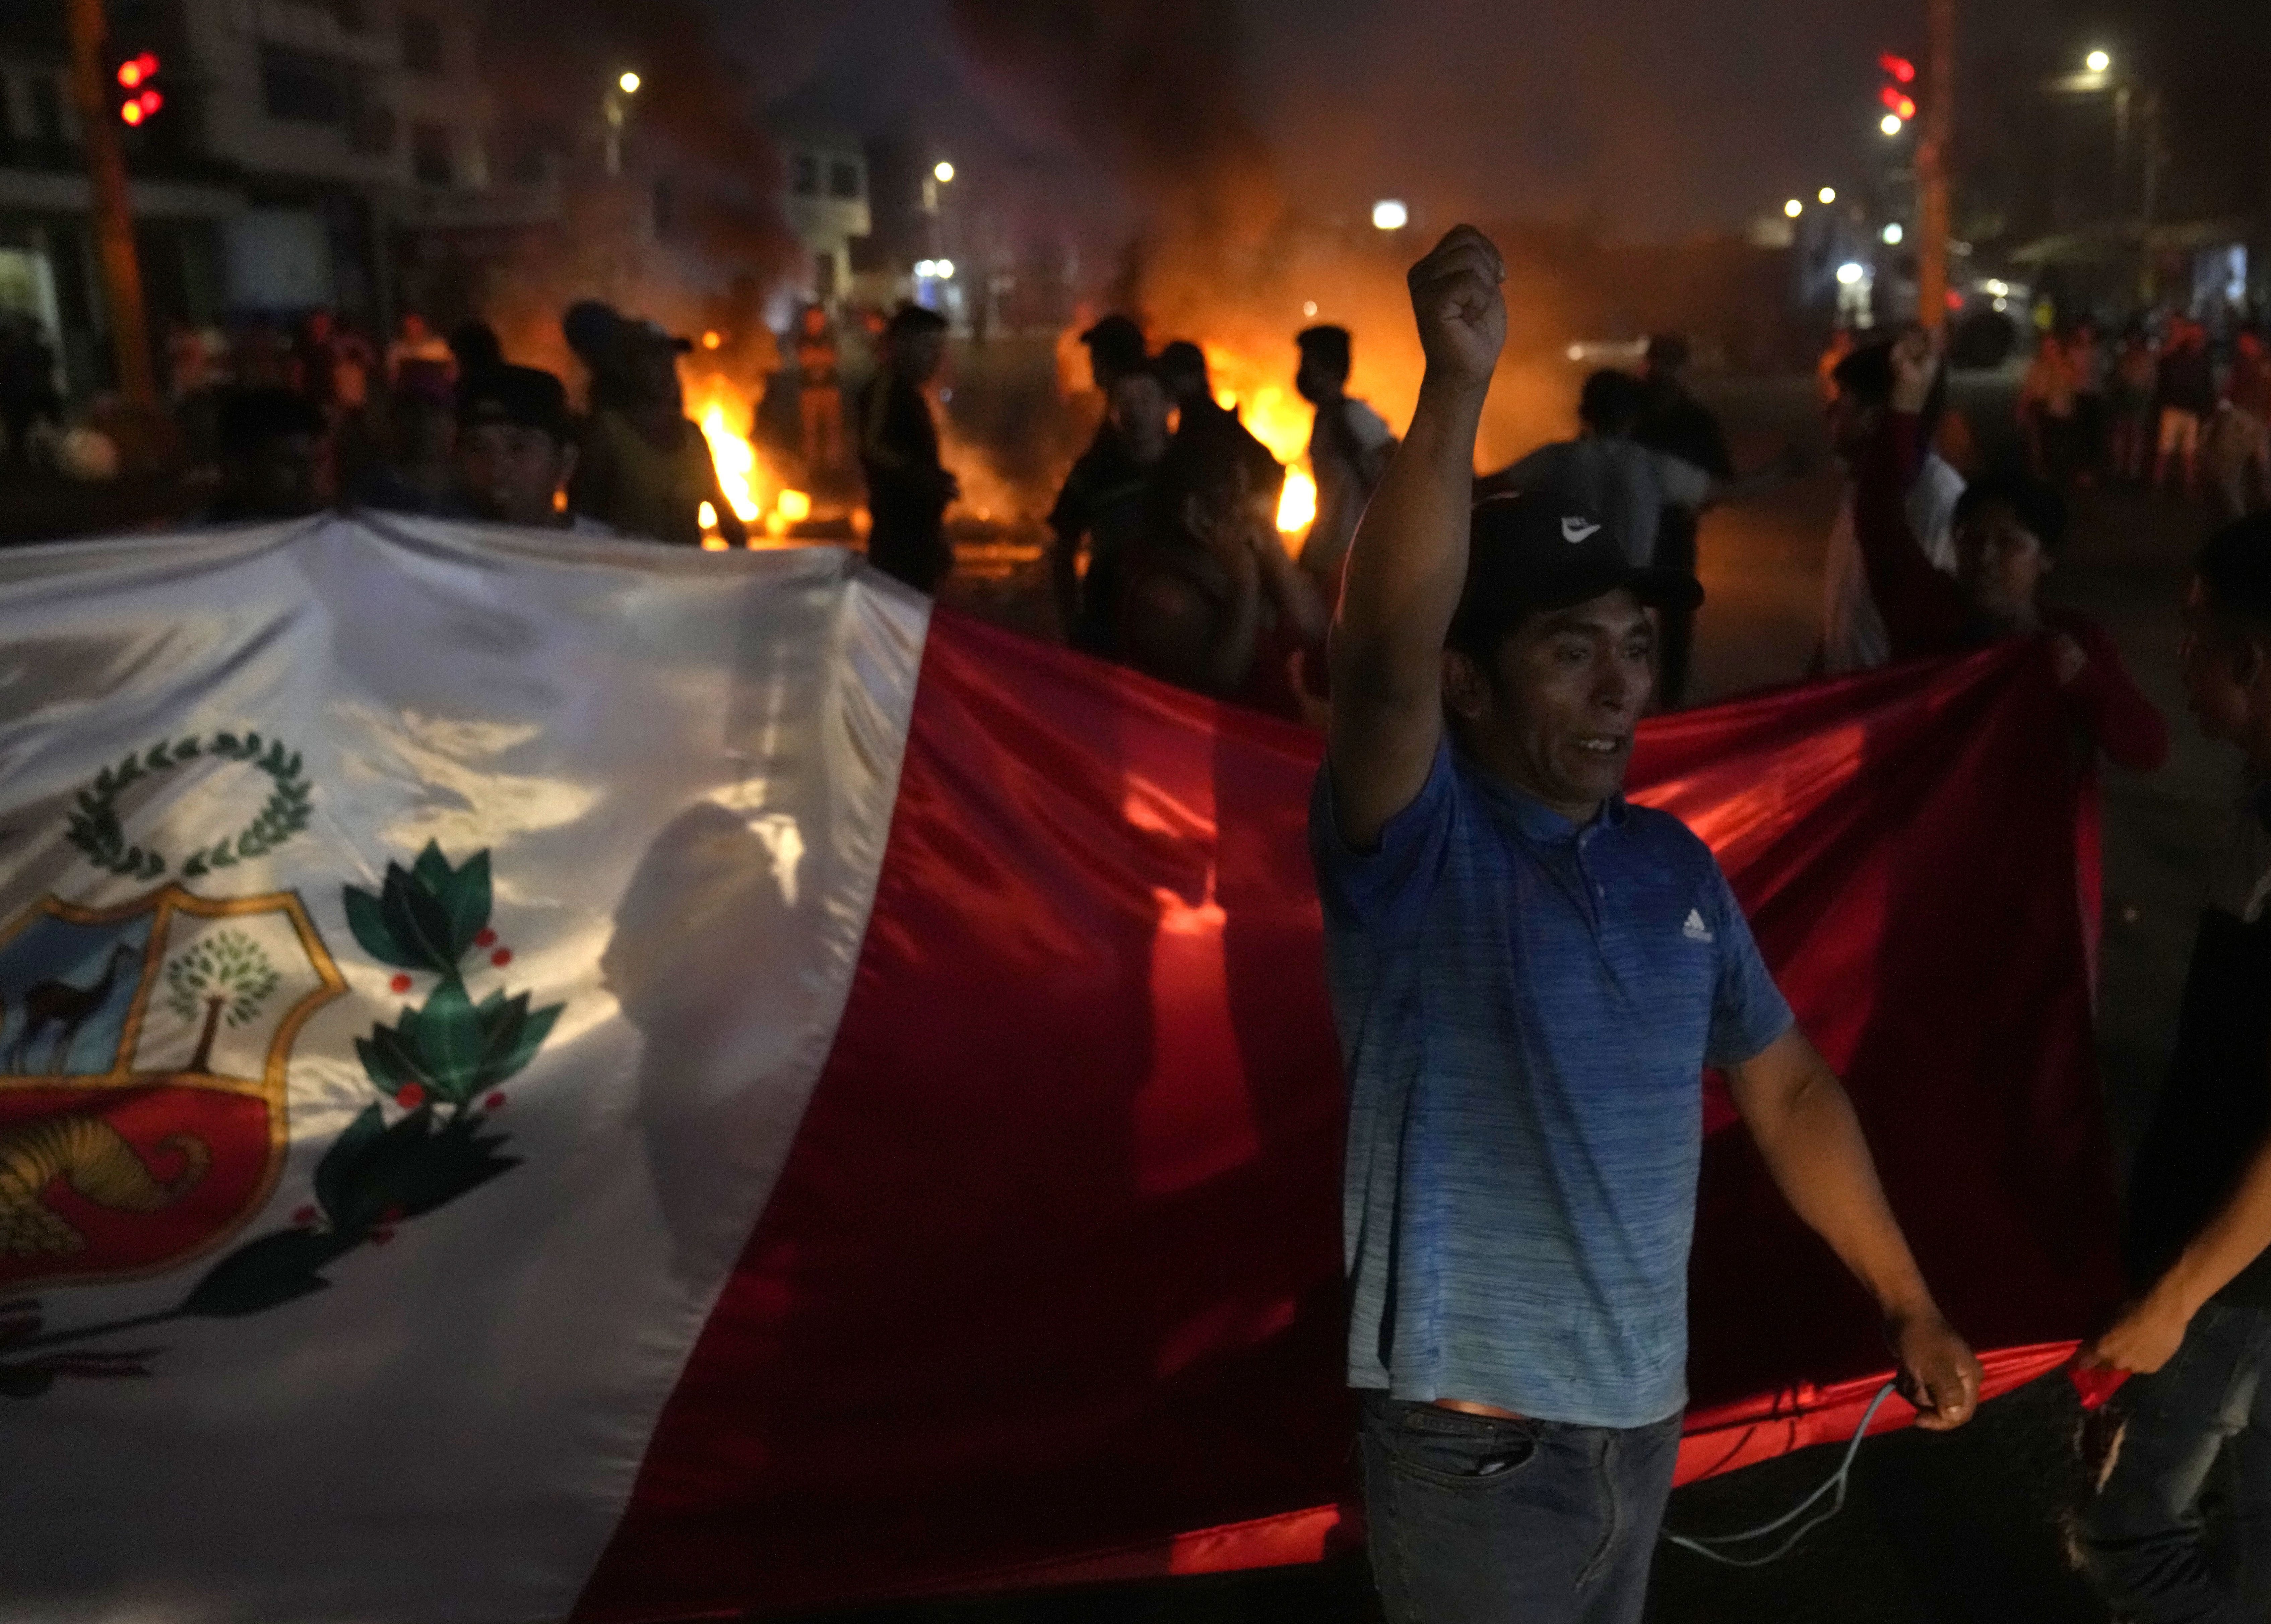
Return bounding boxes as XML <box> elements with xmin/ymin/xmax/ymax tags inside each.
<box><xmin>165</xmin><ymin>930</ymin><xmax>282</xmax><ymax>1074</ymax></box>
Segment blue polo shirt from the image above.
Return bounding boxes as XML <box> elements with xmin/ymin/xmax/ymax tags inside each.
<box><xmin>1311</xmin><ymin>740</ymin><xmax>1792</xmax><ymax>1428</ymax></box>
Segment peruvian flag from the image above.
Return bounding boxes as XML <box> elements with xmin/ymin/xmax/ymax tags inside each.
<box><xmin>0</xmin><ymin>517</ymin><xmax>2118</xmax><ymax>1622</ymax></box>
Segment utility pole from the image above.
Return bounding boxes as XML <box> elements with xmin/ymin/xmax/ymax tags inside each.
<box><xmin>64</xmin><ymin>0</ymin><xmax>157</xmax><ymax>409</ymax></box>
<box><xmin>1915</xmin><ymin>0</ymin><xmax>1955</xmax><ymax>330</ymax></box>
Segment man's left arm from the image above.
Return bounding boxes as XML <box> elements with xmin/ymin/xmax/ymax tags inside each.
<box><xmin>1726</xmin><ymin>1026</ymin><xmax>1985</xmax><ymax>1430</ymax></box>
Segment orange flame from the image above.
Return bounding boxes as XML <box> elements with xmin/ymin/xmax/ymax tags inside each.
<box><xmin>1200</xmin><ymin>344</ymin><xmax>1317</xmax><ymax>542</ymax></box>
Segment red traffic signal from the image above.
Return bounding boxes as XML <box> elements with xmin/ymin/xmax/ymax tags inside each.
<box><xmin>115</xmin><ymin>51</ymin><xmax>164</xmax><ymax>123</ymax></box>
<box><xmin>1878</xmin><ymin>52</ymin><xmax>1916</xmax><ymax>84</ymax></box>
<box><xmin>1879</xmin><ymin>85</ymin><xmax>1918</xmax><ymax>120</ymax></box>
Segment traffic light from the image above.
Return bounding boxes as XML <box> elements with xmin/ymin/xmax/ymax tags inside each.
<box><xmin>1877</xmin><ymin>52</ymin><xmax>1917</xmax><ymax>125</ymax></box>
<box><xmin>114</xmin><ymin>51</ymin><xmax>163</xmax><ymax>125</ymax></box>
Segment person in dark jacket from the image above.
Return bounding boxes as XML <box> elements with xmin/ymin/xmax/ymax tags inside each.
<box><xmin>858</xmin><ymin>304</ymin><xmax>959</xmax><ymax>594</ymax></box>
<box><xmin>2077</xmin><ymin>512</ymin><xmax>2271</xmax><ymax>1624</ymax></box>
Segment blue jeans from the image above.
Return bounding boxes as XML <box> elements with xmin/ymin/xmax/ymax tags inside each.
<box><xmin>2081</xmin><ymin>1300</ymin><xmax>2271</xmax><ymax>1623</ymax></box>
<box><xmin>1359</xmin><ymin>1393</ymin><xmax>1684</xmax><ymax>1624</ymax></box>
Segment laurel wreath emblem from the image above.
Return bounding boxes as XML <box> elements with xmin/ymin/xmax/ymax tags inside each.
<box><xmin>64</xmin><ymin>733</ymin><xmax>313</xmax><ymax>881</ymax></box>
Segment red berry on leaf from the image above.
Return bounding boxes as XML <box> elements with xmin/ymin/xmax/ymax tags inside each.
<box><xmin>484</xmin><ymin>1091</ymin><xmax>507</xmax><ymax>1111</ymax></box>
<box><xmin>293</xmin><ymin>1205</ymin><xmax>318</xmax><ymax>1226</ymax></box>
<box><xmin>395</xmin><ymin>1083</ymin><xmax>426</xmax><ymax>1109</ymax></box>
<box><xmin>475</xmin><ymin>928</ymin><xmax>497</xmax><ymax>948</ymax></box>
<box><xmin>379</xmin><ymin>1206</ymin><xmax>404</xmax><ymax>1225</ymax></box>
<box><xmin>390</xmin><ymin>974</ymin><xmax>412</xmax><ymax>994</ymax></box>
<box><xmin>491</xmin><ymin>948</ymin><xmax>512</xmax><ymax>968</ymax></box>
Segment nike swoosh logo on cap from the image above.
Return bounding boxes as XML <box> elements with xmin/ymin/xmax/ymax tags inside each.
<box><xmin>1562</xmin><ymin>517</ymin><xmax>1601</xmax><ymax>544</ymax></box>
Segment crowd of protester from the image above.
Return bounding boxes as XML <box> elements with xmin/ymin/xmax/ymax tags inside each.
<box><xmin>2019</xmin><ymin>313</ymin><xmax>2271</xmax><ymax>515</ymax></box>
<box><xmin>9</xmin><ymin>222</ymin><xmax>2271</xmax><ymax>1624</ymax></box>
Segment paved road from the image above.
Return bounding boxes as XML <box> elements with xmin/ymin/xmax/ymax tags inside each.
<box><xmin>807</xmin><ymin>372</ymin><xmax>2245</xmax><ymax>1624</ymax></box>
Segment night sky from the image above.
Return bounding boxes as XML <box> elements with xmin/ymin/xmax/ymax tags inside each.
<box><xmin>718</xmin><ymin>0</ymin><xmax>2086</xmax><ymax>242</ymax></box>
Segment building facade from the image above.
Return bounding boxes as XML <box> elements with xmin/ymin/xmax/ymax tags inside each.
<box><xmin>0</xmin><ymin>0</ymin><xmax>515</xmax><ymax>398</ymax></box>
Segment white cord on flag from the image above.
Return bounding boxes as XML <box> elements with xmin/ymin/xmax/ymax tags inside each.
<box><xmin>1662</xmin><ymin>1381</ymin><xmax>1899</xmax><ymax>1568</ymax></box>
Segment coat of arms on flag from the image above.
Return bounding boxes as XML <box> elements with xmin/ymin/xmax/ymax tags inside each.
<box><xmin>0</xmin><ymin>727</ymin><xmax>561</xmax><ymax>1396</ymax></box>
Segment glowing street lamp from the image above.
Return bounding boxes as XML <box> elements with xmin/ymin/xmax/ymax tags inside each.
<box><xmin>914</xmin><ymin>259</ymin><xmax>938</xmax><ymax>278</ymax></box>
<box><xmin>933</xmin><ymin>160</ymin><xmax>955</xmax><ymax>184</ymax></box>
<box><xmin>618</xmin><ymin>71</ymin><xmax>641</xmax><ymax>94</ymax></box>
<box><xmin>1371</xmin><ymin>198</ymin><xmax>1409</xmax><ymax>231</ymax></box>
<box><xmin>1783</xmin><ymin>198</ymin><xmax>1804</xmax><ymax>219</ymax></box>
<box><xmin>1818</xmin><ymin>186</ymin><xmax>1837</xmax><ymax>205</ymax></box>
<box><xmin>1881</xmin><ymin>112</ymin><xmax>1906</xmax><ymax>137</ymax></box>
<box><xmin>2085</xmin><ymin>49</ymin><xmax>2112</xmax><ymax>74</ymax></box>
<box><xmin>934</xmin><ymin>259</ymin><xmax>956</xmax><ymax>279</ymax></box>
<box><xmin>1836</xmin><ymin>261</ymin><xmax>1868</xmax><ymax>286</ymax></box>
<box><xmin>1881</xmin><ymin>221</ymin><xmax>1904</xmax><ymax>245</ymax></box>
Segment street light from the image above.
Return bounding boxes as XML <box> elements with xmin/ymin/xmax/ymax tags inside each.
<box><xmin>1818</xmin><ymin>186</ymin><xmax>1837</xmax><ymax>205</ymax></box>
<box><xmin>1783</xmin><ymin>198</ymin><xmax>1804</xmax><ymax>218</ymax></box>
<box><xmin>1881</xmin><ymin>112</ymin><xmax>1906</xmax><ymax>137</ymax></box>
<box><xmin>933</xmin><ymin>160</ymin><xmax>955</xmax><ymax>184</ymax></box>
<box><xmin>1371</xmin><ymin>198</ymin><xmax>1409</xmax><ymax>231</ymax></box>
<box><xmin>2085</xmin><ymin>49</ymin><xmax>2111</xmax><ymax>73</ymax></box>
<box><xmin>1882</xmin><ymin>222</ymin><xmax>1904</xmax><ymax>245</ymax></box>
<box><xmin>935</xmin><ymin>259</ymin><xmax>955</xmax><ymax>280</ymax></box>
<box><xmin>915</xmin><ymin>259</ymin><xmax>937</xmax><ymax>278</ymax></box>
<box><xmin>618</xmin><ymin>71</ymin><xmax>641</xmax><ymax>94</ymax></box>
<box><xmin>1836</xmin><ymin>261</ymin><xmax>1867</xmax><ymax>285</ymax></box>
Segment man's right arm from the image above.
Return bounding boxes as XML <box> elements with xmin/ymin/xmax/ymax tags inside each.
<box><xmin>1328</xmin><ymin>226</ymin><xmax>1507</xmax><ymax>849</ymax></box>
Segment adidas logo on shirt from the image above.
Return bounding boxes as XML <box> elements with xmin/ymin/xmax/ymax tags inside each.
<box><xmin>1682</xmin><ymin>908</ymin><xmax>1713</xmax><ymax>944</ymax></box>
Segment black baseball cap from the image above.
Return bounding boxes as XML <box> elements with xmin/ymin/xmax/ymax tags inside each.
<box><xmin>458</xmin><ymin>365</ymin><xmax>572</xmax><ymax>442</ymax></box>
<box><xmin>1449</xmin><ymin>491</ymin><xmax>1704</xmax><ymax>658</ymax></box>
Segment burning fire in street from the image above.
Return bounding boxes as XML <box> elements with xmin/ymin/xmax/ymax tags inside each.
<box><xmin>1200</xmin><ymin>344</ymin><xmax>1317</xmax><ymax>544</ymax></box>
<box><xmin>690</xmin><ymin>381</ymin><xmax>814</xmax><ymax>550</ymax></box>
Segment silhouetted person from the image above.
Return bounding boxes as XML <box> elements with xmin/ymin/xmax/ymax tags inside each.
<box><xmin>1116</xmin><ymin>431</ymin><xmax>1328</xmax><ymax>721</ymax></box>
<box><xmin>1294</xmin><ymin>323</ymin><xmax>1396</xmax><ymax>594</ymax></box>
<box><xmin>1820</xmin><ymin>338</ymin><xmax>1965</xmax><ymax>673</ymax></box>
<box><xmin>455</xmin><ymin>365</ymin><xmax>611</xmax><ymax>534</ymax></box>
<box><xmin>0</xmin><ymin>316</ymin><xmax>62</xmax><ymax>467</ymax></box>
<box><xmin>2078</xmin><ymin>513</ymin><xmax>2271</xmax><ymax>1623</ymax></box>
<box><xmin>567</xmin><ymin>302</ymin><xmax>743</xmax><ymax>547</ymax></box>
<box><xmin>2156</xmin><ymin>320</ymin><xmax>2217</xmax><ymax>498</ymax></box>
<box><xmin>1635</xmin><ymin>335</ymin><xmax>1733</xmax><ymax>708</ymax></box>
<box><xmin>348</xmin><ymin>367</ymin><xmax>466</xmax><ymax>517</ymax></box>
<box><xmin>1048</xmin><ymin>360</ymin><xmax>1174</xmax><ymax>651</ymax></box>
<box><xmin>793</xmin><ymin>304</ymin><xmax>846</xmax><ymax>477</ymax></box>
<box><xmin>449</xmin><ymin>320</ymin><xmax>506</xmax><ymax>393</ymax></box>
<box><xmin>1157</xmin><ymin>339</ymin><xmax>1284</xmax><ymax>525</ymax></box>
<box><xmin>205</xmin><ymin>387</ymin><xmax>332</xmax><ymax>523</ymax></box>
<box><xmin>858</xmin><ymin>304</ymin><xmax>958</xmax><ymax>593</ymax></box>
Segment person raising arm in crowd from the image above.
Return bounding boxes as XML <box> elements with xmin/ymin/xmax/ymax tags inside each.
<box><xmin>1852</xmin><ymin>328</ymin><xmax>2168</xmax><ymax>775</ymax></box>
<box><xmin>1315</xmin><ymin>225</ymin><xmax>1982</xmax><ymax>1624</ymax></box>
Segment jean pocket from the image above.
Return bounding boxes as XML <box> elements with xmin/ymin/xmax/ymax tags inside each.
<box><xmin>1378</xmin><ymin>1404</ymin><xmax>1541</xmax><ymax>1492</ymax></box>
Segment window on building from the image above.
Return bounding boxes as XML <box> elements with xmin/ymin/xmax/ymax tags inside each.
<box><xmin>828</xmin><ymin>160</ymin><xmax>862</xmax><ymax>200</ymax></box>
<box><xmin>31</xmin><ymin>73</ymin><xmax>65</xmax><ymax>144</ymax></box>
<box><xmin>411</xmin><ymin>122</ymin><xmax>454</xmax><ymax>186</ymax></box>
<box><xmin>401</xmin><ymin>13</ymin><xmax>444</xmax><ymax>75</ymax></box>
<box><xmin>261</xmin><ymin>48</ymin><xmax>351</xmax><ymax>124</ymax></box>
<box><xmin>791</xmin><ymin>153</ymin><xmax>818</xmax><ymax>197</ymax></box>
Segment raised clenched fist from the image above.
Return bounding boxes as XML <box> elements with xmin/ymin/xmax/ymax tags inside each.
<box><xmin>1407</xmin><ymin>225</ymin><xmax>1507</xmax><ymax>388</ymax></box>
